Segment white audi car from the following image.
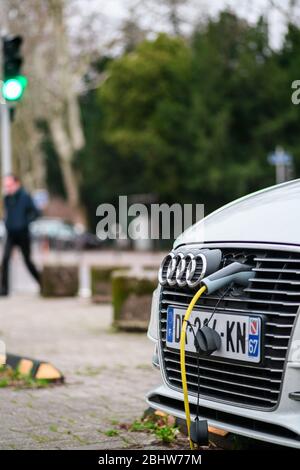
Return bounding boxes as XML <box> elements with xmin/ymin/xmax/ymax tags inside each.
<box><xmin>147</xmin><ymin>179</ymin><xmax>300</xmax><ymax>448</ymax></box>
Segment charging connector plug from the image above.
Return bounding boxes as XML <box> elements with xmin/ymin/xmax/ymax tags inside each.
<box><xmin>201</xmin><ymin>261</ymin><xmax>254</xmax><ymax>295</ymax></box>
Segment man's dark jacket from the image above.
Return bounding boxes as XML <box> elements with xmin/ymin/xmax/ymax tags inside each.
<box><xmin>4</xmin><ymin>188</ymin><xmax>40</xmax><ymax>233</ymax></box>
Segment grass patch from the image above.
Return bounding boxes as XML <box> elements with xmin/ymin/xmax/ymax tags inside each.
<box><xmin>105</xmin><ymin>429</ymin><xmax>119</xmax><ymax>437</ymax></box>
<box><xmin>49</xmin><ymin>424</ymin><xmax>58</xmax><ymax>433</ymax></box>
<box><xmin>0</xmin><ymin>366</ymin><xmax>53</xmax><ymax>389</ymax></box>
<box><xmin>110</xmin><ymin>419</ymin><xmax>119</xmax><ymax>426</ymax></box>
<box><xmin>128</xmin><ymin>411</ymin><xmax>179</xmax><ymax>444</ymax></box>
<box><xmin>31</xmin><ymin>434</ymin><xmax>50</xmax><ymax>444</ymax></box>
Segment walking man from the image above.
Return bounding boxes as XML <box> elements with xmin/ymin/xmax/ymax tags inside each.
<box><xmin>1</xmin><ymin>174</ymin><xmax>41</xmax><ymax>296</ymax></box>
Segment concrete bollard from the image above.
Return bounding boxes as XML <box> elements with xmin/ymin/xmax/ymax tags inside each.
<box><xmin>90</xmin><ymin>265</ymin><xmax>130</xmax><ymax>303</ymax></box>
<box><xmin>41</xmin><ymin>265</ymin><xmax>79</xmax><ymax>297</ymax></box>
<box><xmin>112</xmin><ymin>269</ymin><xmax>158</xmax><ymax>332</ymax></box>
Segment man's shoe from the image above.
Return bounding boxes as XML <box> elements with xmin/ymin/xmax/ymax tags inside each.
<box><xmin>0</xmin><ymin>289</ymin><xmax>8</xmax><ymax>297</ymax></box>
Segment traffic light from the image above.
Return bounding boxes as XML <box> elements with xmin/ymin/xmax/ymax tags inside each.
<box><xmin>2</xmin><ymin>35</ymin><xmax>27</xmax><ymax>101</ymax></box>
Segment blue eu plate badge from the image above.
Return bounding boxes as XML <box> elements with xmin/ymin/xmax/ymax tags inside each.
<box><xmin>167</xmin><ymin>307</ymin><xmax>174</xmax><ymax>343</ymax></box>
<box><xmin>248</xmin><ymin>317</ymin><xmax>260</xmax><ymax>359</ymax></box>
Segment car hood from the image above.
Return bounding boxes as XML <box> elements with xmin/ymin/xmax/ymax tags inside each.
<box><xmin>175</xmin><ymin>179</ymin><xmax>300</xmax><ymax>248</ymax></box>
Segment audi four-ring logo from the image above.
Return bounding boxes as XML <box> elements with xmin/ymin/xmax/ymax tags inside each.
<box><xmin>158</xmin><ymin>252</ymin><xmax>207</xmax><ymax>288</ymax></box>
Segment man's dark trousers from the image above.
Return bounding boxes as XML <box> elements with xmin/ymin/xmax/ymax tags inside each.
<box><xmin>1</xmin><ymin>229</ymin><xmax>40</xmax><ymax>294</ymax></box>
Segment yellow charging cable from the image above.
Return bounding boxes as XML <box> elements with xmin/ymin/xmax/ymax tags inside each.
<box><xmin>180</xmin><ymin>284</ymin><xmax>207</xmax><ymax>449</ymax></box>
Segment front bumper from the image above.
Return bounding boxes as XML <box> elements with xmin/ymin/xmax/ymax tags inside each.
<box><xmin>147</xmin><ymin>361</ymin><xmax>300</xmax><ymax>448</ymax></box>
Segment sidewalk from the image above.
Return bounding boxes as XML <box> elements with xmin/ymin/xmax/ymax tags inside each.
<box><xmin>0</xmin><ymin>294</ymin><xmax>165</xmax><ymax>449</ymax></box>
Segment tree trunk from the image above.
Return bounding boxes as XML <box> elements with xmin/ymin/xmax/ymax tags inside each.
<box><xmin>49</xmin><ymin>115</ymin><xmax>83</xmax><ymax>219</ymax></box>
<box><xmin>67</xmin><ymin>93</ymin><xmax>85</xmax><ymax>151</ymax></box>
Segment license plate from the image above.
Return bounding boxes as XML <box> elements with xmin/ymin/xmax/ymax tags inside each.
<box><xmin>166</xmin><ymin>307</ymin><xmax>262</xmax><ymax>363</ymax></box>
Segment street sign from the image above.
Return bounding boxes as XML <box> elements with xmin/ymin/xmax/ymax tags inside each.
<box><xmin>268</xmin><ymin>148</ymin><xmax>292</xmax><ymax>166</ymax></box>
<box><xmin>267</xmin><ymin>147</ymin><xmax>294</xmax><ymax>184</ymax></box>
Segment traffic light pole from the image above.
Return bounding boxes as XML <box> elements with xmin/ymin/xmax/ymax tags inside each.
<box><xmin>1</xmin><ymin>6</ymin><xmax>13</xmax><ymax>177</ymax></box>
<box><xmin>0</xmin><ymin>100</ymin><xmax>12</xmax><ymax>175</ymax></box>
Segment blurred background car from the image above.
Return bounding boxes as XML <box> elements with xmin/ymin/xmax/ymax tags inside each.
<box><xmin>30</xmin><ymin>217</ymin><xmax>102</xmax><ymax>250</ymax></box>
<box><xmin>0</xmin><ymin>217</ymin><xmax>101</xmax><ymax>251</ymax></box>
<box><xmin>30</xmin><ymin>217</ymin><xmax>77</xmax><ymax>250</ymax></box>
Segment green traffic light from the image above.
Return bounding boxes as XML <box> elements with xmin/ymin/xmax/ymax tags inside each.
<box><xmin>2</xmin><ymin>75</ymin><xmax>27</xmax><ymax>101</ymax></box>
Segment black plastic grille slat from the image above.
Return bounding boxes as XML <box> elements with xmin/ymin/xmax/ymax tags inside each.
<box><xmin>159</xmin><ymin>248</ymin><xmax>300</xmax><ymax>410</ymax></box>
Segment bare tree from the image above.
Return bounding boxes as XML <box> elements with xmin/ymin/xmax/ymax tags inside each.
<box><xmin>268</xmin><ymin>0</ymin><xmax>300</xmax><ymax>21</ymax></box>
<box><xmin>0</xmin><ymin>0</ymin><xmax>90</xmax><ymax>223</ymax></box>
<box><xmin>135</xmin><ymin>0</ymin><xmax>205</xmax><ymax>37</ymax></box>
<box><xmin>120</xmin><ymin>7</ymin><xmax>147</xmax><ymax>51</ymax></box>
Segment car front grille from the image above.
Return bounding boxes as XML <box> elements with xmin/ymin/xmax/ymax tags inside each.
<box><xmin>159</xmin><ymin>247</ymin><xmax>300</xmax><ymax>410</ymax></box>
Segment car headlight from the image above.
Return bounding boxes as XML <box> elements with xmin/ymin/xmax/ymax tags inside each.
<box><xmin>147</xmin><ymin>286</ymin><xmax>160</xmax><ymax>342</ymax></box>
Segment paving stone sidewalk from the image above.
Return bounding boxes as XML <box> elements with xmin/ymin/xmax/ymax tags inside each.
<box><xmin>0</xmin><ymin>295</ymin><xmax>173</xmax><ymax>450</ymax></box>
